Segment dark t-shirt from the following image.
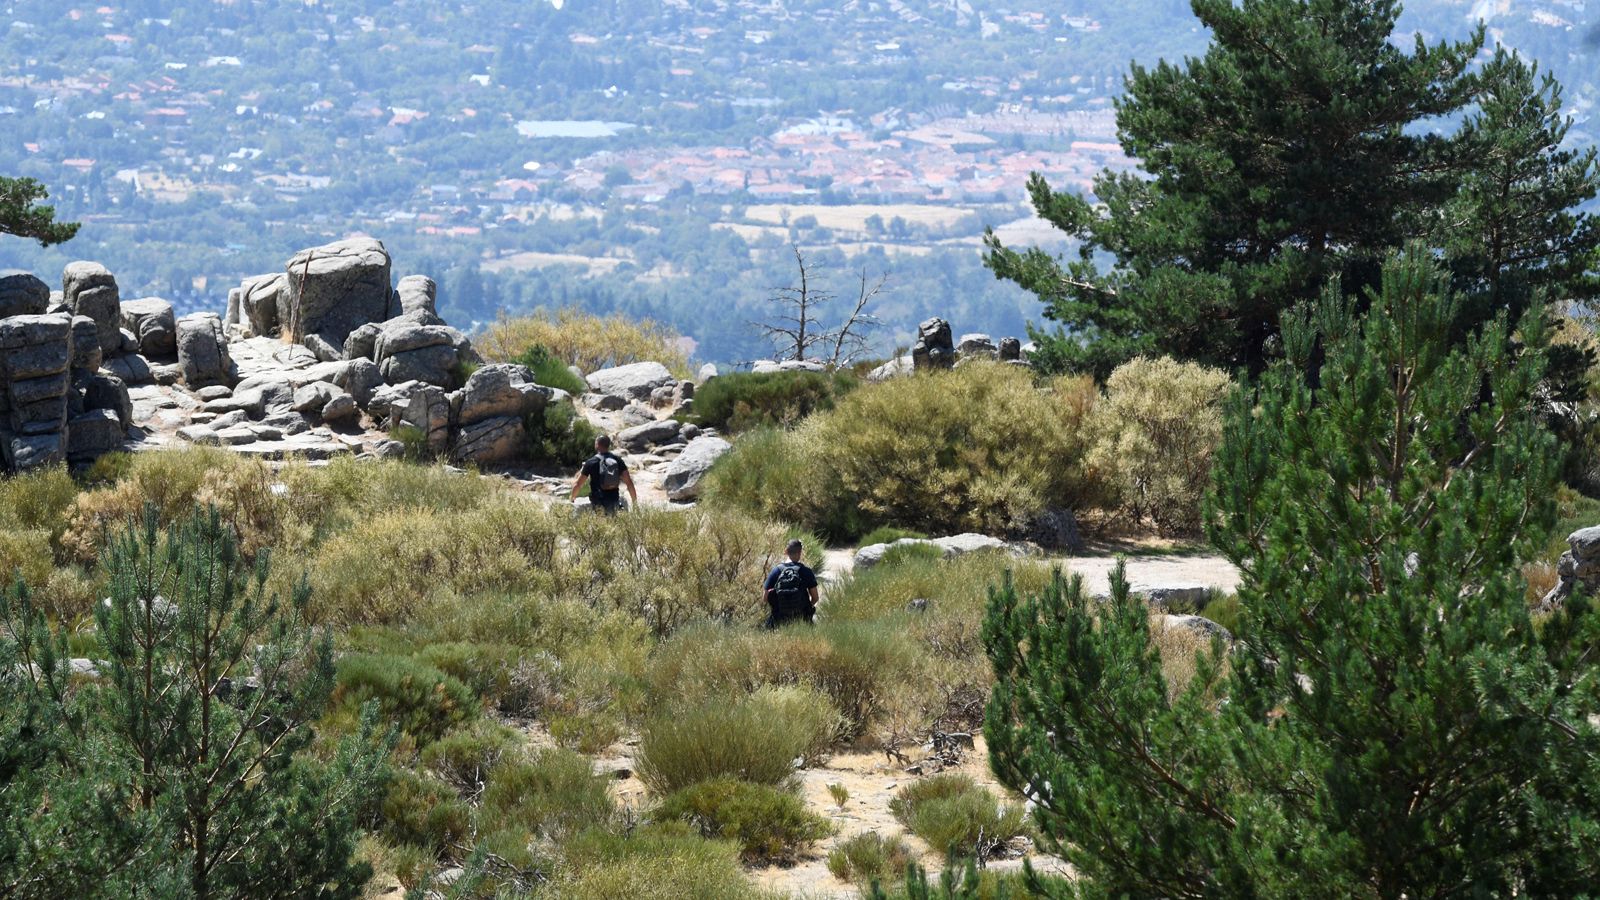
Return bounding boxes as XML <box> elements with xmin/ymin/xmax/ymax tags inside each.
<box><xmin>763</xmin><ymin>561</ymin><xmax>819</xmax><ymax>599</ymax></box>
<box><xmin>580</xmin><ymin>452</ymin><xmax>627</xmax><ymax>502</ymax></box>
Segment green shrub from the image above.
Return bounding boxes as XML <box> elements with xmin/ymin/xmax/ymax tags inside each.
<box><xmin>289</xmin><ymin>456</ymin><xmax>498</xmax><ymax>518</ymax></box>
<box><xmin>379</xmin><ymin>769</ymin><xmax>472</xmax><ymax>853</ymax></box>
<box><xmin>636</xmin><ymin>694</ymin><xmax>814</xmax><ymax>793</ymax></box>
<box><xmin>858</xmin><ymin>526</ymin><xmax>927</xmax><ymax>547</ymax></box>
<box><xmin>1087</xmin><ymin>356</ymin><xmax>1232</xmax><ymax>535</ymax></box>
<box><xmin>415</xmin><ymin>641</ymin><xmax>522</xmax><ymax>706</ymax></box>
<box><xmin>826</xmin><ymin>831</ymin><xmax>913</xmax><ymax>884</ymax></box>
<box><xmin>653</xmin><ymin>777</ymin><xmax>833</xmax><ymax>863</ymax></box>
<box><xmin>707</xmin><ymin>365</ymin><xmax>1100</xmax><ymax>540</ymax></box>
<box><xmin>889</xmin><ymin>774</ymin><xmax>1026</xmax><ymax>859</ymax></box>
<box><xmin>528</xmin><ymin>399</ymin><xmax>601</xmax><ymax>466</ymax></box>
<box><xmin>478</xmin><ymin>747</ymin><xmax>615</xmax><ymax>840</ymax></box>
<box><xmin>1199</xmin><ymin>593</ymin><xmax>1245</xmax><ymax>637</ymax></box>
<box><xmin>510</xmin><ymin>344</ymin><xmax>588</xmax><ymax>395</ymax></box>
<box><xmin>683</xmin><ymin>370</ymin><xmax>856</xmax><ymax>432</ymax></box>
<box><xmin>556</xmin><ymin>824</ymin><xmax>759</xmax><ymax>900</ymax></box>
<box><xmin>332</xmin><ymin>653</ymin><xmax>478</xmax><ymax>744</ymax></box>
<box><xmin>649</xmin><ymin>622</ymin><xmax>927</xmax><ymax>743</ymax></box>
<box><xmin>875</xmin><ymin>864</ymin><xmax>1048</xmax><ymax>899</ymax></box>
<box><xmin>419</xmin><ymin>720</ymin><xmax>521</xmax><ymax>789</ymax></box>
<box><xmin>702</xmin><ymin>427</ymin><xmax>865</xmax><ymax>541</ymax></box>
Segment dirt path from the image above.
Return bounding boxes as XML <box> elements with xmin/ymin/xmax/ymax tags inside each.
<box><xmin>747</xmin><ymin>739</ymin><xmax>1073</xmax><ymax>899</ymax></box>
<box><xmin>817</xmin><ymin>544</ymin><xmax>1240</xmax><ymax>597</ymax></box>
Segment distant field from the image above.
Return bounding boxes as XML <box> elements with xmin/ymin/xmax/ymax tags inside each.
<box><xmin>941</xmin><ymin>215</ymin><xmax>1075</xmax><ymax>249</ymax></box>
<box><xmin>743</xmin><ymin>203</ymin><xmax>985</xmax><ymax>233</ymax></box>
<box><xmin>481</xmin><ymin>251</ymin><xmax>628</xmax><ymax>274</ymax></box>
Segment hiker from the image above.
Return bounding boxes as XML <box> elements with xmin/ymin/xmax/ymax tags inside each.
<box><xmin>570</xmin><ymin>434</ymin><xmax>637</xmax><ymax>515</ymax></box>
<box><xmin>762</xmin><ymin>539</ymin><xmax>820</xmax><ymax>628</ymax></box>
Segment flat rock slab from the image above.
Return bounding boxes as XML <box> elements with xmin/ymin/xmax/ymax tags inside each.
<box><xmin>853</xmin><ymin>533</ymin><xmax>1032</xmax><ymax>570</ymax></box>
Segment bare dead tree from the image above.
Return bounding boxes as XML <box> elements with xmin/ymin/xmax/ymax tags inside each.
<box><xmin>752</xmin><ymin>245</ymin><xmax>833</xmax><ymax>362</ymax></box>
<box><xmin>753</xmin><ymin>246</ymin><xmax>888</xmax><ymax>366</ymax></box>
<box><xmin>826</xmin><ymin>267</ymin><xmax>886</xmax><ymax>368</ymax></box>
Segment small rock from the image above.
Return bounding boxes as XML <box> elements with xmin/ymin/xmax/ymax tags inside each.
<box><xmin>321</xmin><ymin>393</ymin><xmax>358</xmax><ymax>423</ymax></box>
<box><xmin>196</xmin><ymin>385</ymin><xmax>232</xmax><ymax>401</ymax></box>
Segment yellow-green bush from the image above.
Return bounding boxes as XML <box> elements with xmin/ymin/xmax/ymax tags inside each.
<box><xmin>554</xmin><ymin>824</ymin><xmax>762</xmax><ymax>900</ymax></box>
<box><xmin>653</xmin><ymin>777</ymin><xmax>833</xmax><ymax>863</ymax></box>
<box><xmin>826</xmin><ymin>831</ymin><xmax>913</xmax><ymax>885</ymax></box>
<box><xmin>0</xmin><ymin>529</ymin><xmax>53</xmax><ymax>590</ymax></box>
<box><xmin>60</xmin><ymin>448</ymin><xmax>277</xmax><ymax>562</ymax></box>
<box><xmin>308</xmin><ymin>502</ymin><xmax>562</xmax><ymax>625</ymax></box>
<box><xmin>478</xmin><ymin>747</ymin><xmax>615</xmax><ymax>841</ymax></box>
<box><xmin>888</xmin><ymin>773</ymin><xmax>1027</xmax><ymax>859</ymax></box>
<box><xmin>706</xmin><ymin>364</ymin><xmax>1101</xmax><ymax>539</ymax></box>
<box><xmin>563</xmin><ymin>506</ymin><xmax>796</xmax><ymax>636</ymax></box>
<box><xmin>477</xmin><ymin>307</ymin><xmax>690</xmax><ymax>376</ymax></box>
<box><xmin>1088</xmin><ymin>356</ymin><xmax>1232</xmax><ymax>534</ymax></box>
<box><xmin>648</xmin><ymin>622</ymin><xmax>927</xmax><ymax>742</ymax></box>
<box><xmin>636</xmin><ymin>693</ymin><xmax>823</xmax><ymax>793</ymax></box>
<box><xmin>0</xmin><ymin>465</ymin><xmax>78</xmax><ymax>550</ymax></box>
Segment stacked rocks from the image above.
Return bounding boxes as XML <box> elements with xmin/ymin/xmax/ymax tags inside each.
<box><xmin>912</xmin><ymin>317</ymin><xmax>955</xmax><ymax>371</ymax></box>
<box><xmin>1540</xmin><ymin>526</ymin><xmax>1600</xmax><ymax>611</ymax></box>
<box><xmin>869</xmin><ymin>317</ymin><xmax>1030</xmax><ymax>380</ymax></box>
<box><xmin>1</xmin><ymin>309</ymin><xmax>72</xmax><ymax>470</ymax></box>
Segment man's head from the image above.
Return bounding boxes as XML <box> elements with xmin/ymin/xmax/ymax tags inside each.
<box><xmin>595</xmin><ymin>434</ymin><xmax>612</xmax><ymax>452</ymax></box>
<box><xmin>785</xmin><ymin>538</ymin><xmax>803</xmax><ymax>561</ymax></box>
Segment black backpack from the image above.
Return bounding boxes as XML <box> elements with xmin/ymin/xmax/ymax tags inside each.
<box><xmin>770</xmin><ymin>562</ymin><xmax>807</xmax><ymax>607</ymax></box>
<box><xmin>595</xmin><ymin>454</ymin><xmax>623</xmax><ymax>491</ymax></box>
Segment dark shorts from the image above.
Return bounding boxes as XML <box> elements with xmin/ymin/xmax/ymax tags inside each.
<box><xmin>764</xmin><ymin>601</ymin><xmax>815</xmax><ymax>629</ymax></box>
<box><xmin>589</xmin><ymin>496</ymin><xmax>623</xmax><ymax>516</ymax></box>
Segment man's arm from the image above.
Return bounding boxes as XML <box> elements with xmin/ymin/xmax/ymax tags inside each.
<box><xmin>569</xmin><ymin>471</ymin><xmax>589</xmax><ymax>501</ymax></box>
<box><xmin>622</xmin><ymin>469</ymin><xmax>639</xmax><ymax>507</ymax></box>
<box><xmin>807</xmin><ymin>586</ymin><xmax>820</xmax><ymax>606</ymax></box>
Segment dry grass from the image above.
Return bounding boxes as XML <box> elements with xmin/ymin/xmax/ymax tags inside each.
<box><xmin>476</xmin><ymin>307</ymin><xmax>690</xmax><ymax>376</ymax></box>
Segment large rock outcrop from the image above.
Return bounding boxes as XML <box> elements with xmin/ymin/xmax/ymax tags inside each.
<box><xmin>282</xmin><ymin>238</ymin><xmax>394</xmax><ymax>346</ymax></box>
<box><xmin>0</xmin><ymin>271</ymin><xmax>50</xmax><ymax>318</ymax></box>
<box><xmin>586</xmin><ymin>362</ymin><xmax>675</xmax><ymax>402</ymax></box>
<box><xmin>0</xmin><ymin>307</ymin><xmax>130</xmax><ymax>472</ymax></box>
<box><xmin>176</xmin><ymin>313</ymin><xmax>233</xmax><ymax>388</ymax></box>
<box><xmin>121</xmin><ymin>297</ymin><xmax>177</xmax><ymax>358</ymax></box>
<box><xmin>62</xmin><ymin>261</ymin><xmax>121</xmax><ymax>354</ymax></box>
<box><xmin>663</xmin><ymin>435</ymin><xmax>731</xmax><ymax>501</ymax></box>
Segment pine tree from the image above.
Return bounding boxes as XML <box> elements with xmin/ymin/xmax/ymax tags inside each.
<box><xmin>0</xmin><ymin>507</ymin><xmax>390</xmax><ymax>899</ymax></box>
<box><xmin>983</xmin><ymin>250</ymin><xmax>1600</xmax><ymax>897</ymax></box>
<box><xmin>0</xmin><ymin>175</ymin><xmax>80</xmax><ymax>246</ymax></box>
<box><xmin>985</xmin><ymin>0</ymin><xmax>1599</xmax><ymax>378</ymax></box>
<box><xmin>1436</xmin><ymin>49</ymin><xmax>1600</xmax><ymax>364</ymax></box>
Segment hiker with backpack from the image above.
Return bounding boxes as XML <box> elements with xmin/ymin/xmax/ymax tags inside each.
<box><xmin>570</xmin><ymin>434</ymin><xmax>637</xmax><ymax>515</ymax></box>
<box><xmin>762</xmin><ymin>539</ymin><xmax>820</xmax><ymax>628</ymax></box>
